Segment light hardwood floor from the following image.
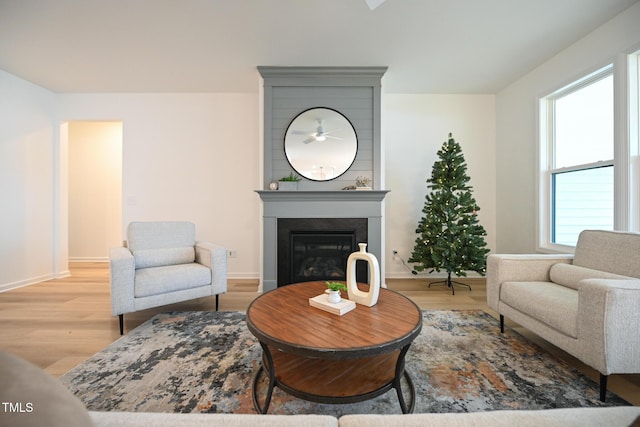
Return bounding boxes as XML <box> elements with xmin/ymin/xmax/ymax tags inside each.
<box><xmin>1</xmin><ymin>262</ymin><xmax>638</xmax><ymax>405</ymax></box>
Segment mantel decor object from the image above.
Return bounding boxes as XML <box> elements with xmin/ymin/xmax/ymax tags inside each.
<box><xmin>355</xmin><ymin>176</ymin><xmax>372</xmax><ymax>190</ymax></box>
<box><xmin>346</xmin><ymin>243</ymin><xmax>380</xmax><ymax>307</ymax></box>
<box><xmin>278</xmin><ymin>172</ymin><xmax>301</xmax><ymax>191</ymax></box>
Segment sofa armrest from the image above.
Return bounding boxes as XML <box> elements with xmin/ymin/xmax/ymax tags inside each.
<box><xmin>486</xmin><ymin>254</ymin><xmax>573</xmax><ymax>311</ymax></box>
<box><xmin>109</xmin><ymin>247</ymin><xmax>135</xmax><ymax>315</ymax></box>
<box><xmin>195</xmin><ymin>242</ymin><xmax>227</xmax><ymax>295</ymax></box>
<box><xmin>578</xmin><ymin>278</ymin><xmax>640</xmax><ymax>374</ymax></box>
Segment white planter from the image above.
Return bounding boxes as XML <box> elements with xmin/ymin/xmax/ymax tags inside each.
<box><xmin>278</xmin><ymin>181</ymin><xmax>298</xmax><ymax>191</ymax></box>
<box><xmin>326</xmin><ymin>290</ymin><xmax>341</xmax><ymax>304</ymax></box>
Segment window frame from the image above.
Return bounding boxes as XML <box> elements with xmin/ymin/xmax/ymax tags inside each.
<box><xmin>537</xmin><ymin>64</ymin><xmax>617</xmax><ymax>253</ymax></box>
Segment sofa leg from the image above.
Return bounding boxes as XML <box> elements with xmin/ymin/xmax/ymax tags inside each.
<box><xmin>600</xmin><ymin>374</ymin><xmax>608</xmax><ymax>402</ymax></box>
<box><xmin>215</xmin><ymin>294</ymin><xmax>219</xmax><ymax>311</ymax></box>
<box><xmin>500</xmin><ymin>314</ymin><xmax>504</xmax><ymax>333</ymax></box>
<box><xmin>119</xmin><ymin>314</ymin><xmax>124</xmax><ymax>335</ymax></box>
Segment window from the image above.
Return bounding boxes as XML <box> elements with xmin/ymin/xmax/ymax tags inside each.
<box><xmin>538</xmin><ymin>50</ymin><xmax>640</xmax><ymax>251</ymax></box>
<box><xmin>631</xmin><ymin>51</ymin><xmax>640</xmax><ymax>231</ymax></box>
<box><xmin>539</xmin><ymin>65</ymin><xmax>614</xmax><ymax>248</ymax></box>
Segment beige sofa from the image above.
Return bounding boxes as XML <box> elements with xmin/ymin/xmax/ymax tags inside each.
<box><xmin>487</xmin><ymin>230</ymin><xmax>640</xmax><ymax>402</ymax></box>
<box><xmin>2</xmin><ymin>351</ymin><xmax>638</xmax><ymax>427</ymax></box>
<box><xmin>87</xmin><ymin>408</ymin><xmax>640</xmax><ymax>427</ymax></box>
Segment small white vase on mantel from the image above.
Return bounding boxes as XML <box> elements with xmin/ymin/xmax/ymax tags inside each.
<box><xmin>346</xmin><ymin>243</ymin><xmax>380</xmax><ymax>307</ymax></box>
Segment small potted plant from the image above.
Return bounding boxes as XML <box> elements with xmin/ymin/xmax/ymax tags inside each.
<box><xmin>278</xmin><ymin>172</ymin><xmax>301</xmax><ymax>191</ymax></box>
<box><xmin>325</xmin><ymin>281</ymin><xmax>348</xmax><ymax>304</ymax></box>
<box><xmin>355</xmin><ymin>176</ymin><xmax>372</xmax><ymax>190</ymax></box>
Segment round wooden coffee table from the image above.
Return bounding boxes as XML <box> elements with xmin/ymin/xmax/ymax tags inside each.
<box><xmin>246</xmin><ymin>281</ymin><xmax>422</xmax><ymax>414</ymax></box>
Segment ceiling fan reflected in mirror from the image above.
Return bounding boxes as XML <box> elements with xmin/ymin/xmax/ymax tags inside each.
<box><xmin>290</xmin><ymin>119</ymin><xmax>344</xmax><ymax>144</ymax></box>
<box><xmin>365</xmin><ymin>0</ymin><xmax>386</xmax><ymax>10</ymax></box>
<box><xmin>284</xmin><ymin>107</ymin><xmax>358</xmax><ymax>182</ymax></box>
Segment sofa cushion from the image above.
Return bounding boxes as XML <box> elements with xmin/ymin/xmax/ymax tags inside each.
<box><xmin>0</xmin><ymin>351</ymin><xmax>93</xmax><ymax>427</ymax></box>
<box><xmin>134</xmin><ymin>263</ymin><xmax>211</xmax><ymax>298</ymax></box>
<box><xmin>501</xmin><ymin>281</ymin><xmax>578</xmax><ymax>338</ymax></box>
<box><xmin>132</xmin><ymin>247</ymin><xmax>195</xmax><ymax>269</ymax></box>
<box><xmin>339</xmin><ymin>407</ymin><xmax>640</xmax><ymax>427</ymax></box>
<box><xmin>89</xmin><ymin>412</ymin><xmax>338</xmax><ymax>427</ymax></box>
<box><xmin>574</xmin><ymin>230</ymin><xmax>640</xmax><ymax>278</ymax></box>
<box><xmin>549</xmin><ymin>263</ymin><xmax>632</xmax><ymax>291</ymax></box>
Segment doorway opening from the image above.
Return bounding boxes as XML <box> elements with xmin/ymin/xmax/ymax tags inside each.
<box><xmin>65</xmin><ymin>121</ymin><xmax>123</xmax><ymax>261</ymax></box>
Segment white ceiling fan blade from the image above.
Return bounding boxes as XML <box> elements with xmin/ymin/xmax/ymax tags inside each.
<box><xmin>365</xmin><ymin>0</ymin><xmax>385</xmax><ymax>10</ymax></box>
<box><xmin>291</xmin><ymin>130</ymin><xmax>311</xmax><ymax>135</ymax></box>
<box><xmin>302</xmin><ymin>136</ymin><xmax>315</xmax><ymax>144</ymax></box>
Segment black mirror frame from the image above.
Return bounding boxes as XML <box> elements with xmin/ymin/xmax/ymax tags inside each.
<box><xmin>283</xmin><ymin>107</ymin><xmax>358</xmax><ymax>182</ymax></box>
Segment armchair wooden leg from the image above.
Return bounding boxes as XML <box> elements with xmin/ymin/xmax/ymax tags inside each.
<box><xmin>500</xmin><ymin>314</ymin><xmax>504</xmax><ymax>333</ymax></box>
<box><xmin>600</xmin><ymin>373</ymin><xmax>608</xmax><ymax>402</ymax></box>
<box><xmin>215</xmin><ymin>294</ymin><xmax>219</xmax><ymax>311</ymax></box>
<box><xmin>119</xmin><ymin>314</ymin><xmax>124</xmax><ymax>335</ymax></box>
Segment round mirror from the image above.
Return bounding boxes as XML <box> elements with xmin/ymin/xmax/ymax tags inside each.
<box><xmin>284</xmin><ymin>107</ymin><xmax>358</xmax><ymax>181</ymax></box>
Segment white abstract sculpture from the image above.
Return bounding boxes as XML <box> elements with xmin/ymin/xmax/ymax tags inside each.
<box><xmin>346</xmin><ymin>243</ymin><xmax>380</xmax><ymax>307</ymax></box>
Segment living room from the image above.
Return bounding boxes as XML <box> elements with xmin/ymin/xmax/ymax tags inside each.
<box><xmin>1</xmin><ymin>1</ymin><xmax>640</xmax><ymax>424</ymax></box>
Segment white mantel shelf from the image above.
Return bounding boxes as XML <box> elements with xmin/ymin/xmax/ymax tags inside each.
<box><xmin>256</xmin><ymin>190</ymin><xmax>390</xmax><ymax>202</ymax></box>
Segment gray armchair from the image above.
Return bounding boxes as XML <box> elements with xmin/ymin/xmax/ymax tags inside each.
<box><xmin>109</xmin><ymin>221</ymin><xmax>227</xmax><ymax>334</ymax></box>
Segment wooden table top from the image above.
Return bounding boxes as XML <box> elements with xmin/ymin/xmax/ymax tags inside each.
<box><xmin>246</xmin><ymin>281</ymin><xmax>422</xmax><ymax>359</ymax></box>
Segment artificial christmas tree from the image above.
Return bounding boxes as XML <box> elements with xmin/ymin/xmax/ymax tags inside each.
<box><xmin>408</xmin><ymin>133</ymin><xmax>489</xmax><ymax>294</ymax></box>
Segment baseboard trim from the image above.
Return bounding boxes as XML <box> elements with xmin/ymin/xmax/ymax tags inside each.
<box><xmin>385</xmin><ymin>272</ymin><xmax>485</xmax><ymax>280</ymax></box>
<box><xmin>226</xmin><ymin>273</ymin><xmax>260</xmax><ymax>280</ymax></box>
<box><xmin>68</xmin><ymin>257</ymin><xmax>109</xmax><ymax>262</ymax></box>
<box><xmin>0</xmin><ymin>273</ymin><xmax>57</xmax><ymax>293</ymax></box>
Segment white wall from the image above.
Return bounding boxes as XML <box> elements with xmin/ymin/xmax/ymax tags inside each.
<box><xmin>0</xmin><ymin>70</ymin><xmax>59</xmax><ymax>291</ymax></box>
<box><xmin>68</xmin><ymin>121</ymin><xmax>123</xmax><ymax>260</ymax></box>
<box><xmin>4</xmin><ymin>2</ymin><xmax>637</xmax><ymax>288</ymax></box>
<box><xmin>58</xmin><ymin>92</ymin><xmax>496</xmax><ymax>281</ymax></box>
<box><xmin>495</xmin><ymin>2</ymin><xmax>640</xmax><ymax>253</ymax></box>
<box><xmin>0</xmin><ymin>75</ymin><xmax>497</xmax><ymax>287</ymax></box>
<box><xmin>57</xmin><ymin>93</ymin><xmax>261</xmax><ymax>279</ymax></box>
<box><xmin>384</xmin><ymin>94</ymin><xmax>496</xmax><ymax>278</ymax></box>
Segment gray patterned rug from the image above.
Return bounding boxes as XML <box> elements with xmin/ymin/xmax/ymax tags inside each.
<box><xmin>59</xmin><ymin>310</ymin><xmax>629</xmax><ymax>415</ymax></box>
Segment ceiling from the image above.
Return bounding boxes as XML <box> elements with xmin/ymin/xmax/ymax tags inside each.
<box><xmin>0</xmin><ymin>0</ymin><xmax>637</xmax><ymax>94</ymax></box>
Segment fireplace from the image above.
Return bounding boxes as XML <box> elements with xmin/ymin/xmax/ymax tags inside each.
<box><xmin>277</xmin><ymin>218</ymin><xmax>368</xmax><ymax>286</ymax></box>
<box><xmin>257</xmin><ymin>190</ymin><xmax>388</xmax><ymax>292</ymax></box>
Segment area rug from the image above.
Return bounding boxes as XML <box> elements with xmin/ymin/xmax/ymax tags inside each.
<box><xmin>59</xmin><ymin>310</ymin><xmax>629</xmax><ymax>415</ymax></box>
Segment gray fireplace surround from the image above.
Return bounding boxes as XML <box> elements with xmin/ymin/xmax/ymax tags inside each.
<box><xmin>256</xmin><ymin>66</ymin><xmax>388</xmax><ymax>292</ymax></box>
<box><xmin>257</xmin><ymin>190</ymin><xmax>388</xmax><ymax>292</ymax></box>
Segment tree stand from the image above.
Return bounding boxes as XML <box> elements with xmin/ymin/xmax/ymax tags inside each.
<box><xmin>428</xmin><ymin>273</ymin><xmax>470</xmax><ymax>295</ymax></box>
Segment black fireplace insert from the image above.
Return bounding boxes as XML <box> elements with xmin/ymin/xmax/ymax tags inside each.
<box><xmin>277</xmin><ymin>218</ymin><xmax>368</xmax><ymax>286</ymax></box>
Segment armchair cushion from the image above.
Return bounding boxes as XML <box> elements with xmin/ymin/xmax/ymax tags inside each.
<box><xmin>134</xmin><ymin>263</ymin><xmax>212</xmax><ymax>298</ymax></box>
<box><xmin>549</xmin><ymin>263</ymin><xmax>632</xmax><ymax>291</ymax></box>
<box><xmin>128</xmin><ymin>221</ymin><xmax>196</xmax><ymax>251</ymax></box>
<box><xmin>132</xmin><ymin>247</ymin><xmax>195</xmax><ymax>269</ymax></box>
